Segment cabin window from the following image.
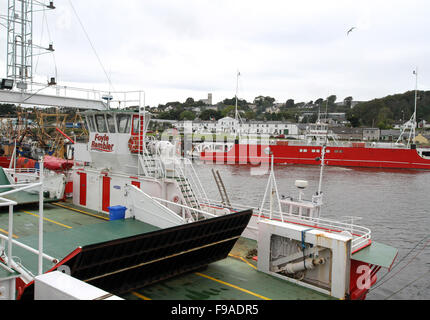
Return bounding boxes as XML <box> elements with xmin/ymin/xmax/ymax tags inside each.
<box><xmin>86</xmin><ymin>116</ymin><xmax>96</xmax><ymax>132</ymax></box>
<box><xmin>117</xmin><ymin>114</ymin><xmax>131</xmax><ymax>133</ymax></box>
<box><xmin>95</xmin><ymin>114</ymin><xmax>108</xmax><ymax>133</ymax></box>
<box><xmin>132</xmin><ymin>115</ymin><xmax>141</xmax><ymax>135</ymax></box>
<box><xmin>106</xmin><ymin>114</ymin><xmax>116</xmax><ymax>133</ymax></box>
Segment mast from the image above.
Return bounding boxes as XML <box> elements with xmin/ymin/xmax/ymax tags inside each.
<box><xmin>235</xmin><ymin>70</ymin><xmax>240</xmax><ymax>122</ymax></box>
<box><xmin>234</xmin><ymin>70</ymin><xmax>241</xmax><ymax>138</ymax></box>
<box><xmin>404</xmin><ymin>68</ymin><xmax>419</xmax><ymax>148</ymax></box>
<box><xmin>413</xmin><ymin>68</ymin><xmax>418</xmax><ymax>143</ymax></box>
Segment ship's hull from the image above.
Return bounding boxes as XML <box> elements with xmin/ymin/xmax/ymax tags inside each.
<box><xmin>200</xmin><ymin>143</ymin><xmax>430</xmax><ymax>169</ymax></box>
<box><xmin>0</xmin><ymin>156</ymin><xmax>10</xmax><ymax>168</ymax></box>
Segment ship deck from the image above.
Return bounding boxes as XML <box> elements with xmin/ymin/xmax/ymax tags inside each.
<box><xmin>0</xmin><ymin>201</ymin><xmax>333</xmax><ymax>300</ymax></box>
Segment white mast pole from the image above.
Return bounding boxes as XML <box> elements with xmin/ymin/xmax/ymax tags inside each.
<box><xmin>38</xmin><ymin>157</ymin><xmax>44</xmax><ymax>275</ymax></box>
<box><xmin>317</xmin><ymin>146</ymin><xmax>326</xmax><ymax>196</ymax></box>
<box><xmin>235</xmin><ymin>71</ymin><xmax>240</xmax><ymax>138</ymax></box>
<box><xmin>413</xmin><ymin>68</ymin><xmax>418</xmax><ymax>143</ymax></box>
<box><xmin>235</xmin><ymin>70</ymin><xmax>239</xmax><ymax>122</ymax></box>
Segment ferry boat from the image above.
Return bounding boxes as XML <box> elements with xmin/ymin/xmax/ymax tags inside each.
<box><xmin>0</xmin><ymin>4</ymin><xmax>397</xmax><ymax>300</ymax></box>
<box><xmin>193</xmin><ymin>69</ymin><xmax>430</xmax><ymax>170</ymax></box>
<box><xmin>0</xmin><ymin>92</ymin><xmax>398</xmax><ymax>300</ymax></box>
<box><xmin>194</xmin><ymin>120</ymin><xmax>430</xmax><ymax>170</ymax></box>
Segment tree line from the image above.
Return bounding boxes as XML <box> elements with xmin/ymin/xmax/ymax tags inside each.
<box><xmin>347</xmin><ymin>90</ymin><xmax>430</xmax><ymax>129</ymax></box>
<box><xmin>153</xmin><ymin>95</ymin><xmax>352</xmax><ymax>123</ymax></box>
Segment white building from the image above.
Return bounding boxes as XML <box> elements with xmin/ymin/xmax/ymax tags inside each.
<box><xmin>174</xmin><ymin>117</ymin><xmax>299</xmax><ymax>137</ymax></box>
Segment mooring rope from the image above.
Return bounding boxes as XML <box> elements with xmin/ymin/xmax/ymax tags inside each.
<box><xmin>370</xmin><ymin>235</ymin><xmax>430</xmax><ymax>292</ymax></box>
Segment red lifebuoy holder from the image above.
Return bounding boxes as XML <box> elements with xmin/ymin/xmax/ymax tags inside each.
<box><xmin>128</xmin><ymin>136</ymin><xmax>141</xmax><ymax>153</ymax></box>
<box><xmin>173</xmin><ymin>196</ymin><xmax>180</xmax><ymax>203</ymax></box>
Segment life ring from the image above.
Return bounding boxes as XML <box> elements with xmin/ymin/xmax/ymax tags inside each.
<box><xmin>173</xmin><ymin>195</ymin><xmax>180</xmax><ymax>203</ymax></box>
<box><xmin>128</xmin><ymin>136</ymin><xmax>140</xmax><ymax>153</ymax></box>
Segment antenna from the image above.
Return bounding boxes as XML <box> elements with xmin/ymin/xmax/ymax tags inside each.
<box><xmin>6</xmin><ymin>0</ymin><xmax>56</xmax><ymax>91</ymax></box>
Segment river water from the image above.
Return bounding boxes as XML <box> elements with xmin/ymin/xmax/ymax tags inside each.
<box><xmin>192</xmin><ymin>161</ymin><xmax>430</xmax><ymax>300</ymax></box>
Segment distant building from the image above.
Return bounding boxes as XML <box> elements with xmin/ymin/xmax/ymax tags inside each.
<box><xmin>380</xmin><ymin>129</ymin><xmax>401</xmax><ymax>142</ymax></box>
<box><xmin>199</xmin><ymin>93</ymin><xmax>213</xmax><ymax>106</ymax></box>
<box><xmin>418</xmin><ymin>120</ymin><xmax>430</xmax><ymax>129</ymax></box>
<box><xmin>331</xmin><ymin>127</ymin><xmax>363</xmax><ymax>141</ymax></box>
<box><xmin>362</xmin><ymin>128</ymin><xmax>380</xmax><ymax>141</ymax></box>
<box><xmin>174</xmin><ymin>117</ymin><xmax>299</xmax><ymax>137</ymax></box>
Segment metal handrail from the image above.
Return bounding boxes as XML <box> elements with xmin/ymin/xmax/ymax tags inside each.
<box><xmin>201</xmin><ymin>198</ymin><xmax>371</xmax><ymax>253</ymax></box>
<box><xmin>153</xmin><ymin>196</ymin><xmax>217</xmax><ymax>220</ymax></box>
<box><xmin>0</xmin><ymin>163</ymin><xmax>58</xmax><ymax>284</ymax></box>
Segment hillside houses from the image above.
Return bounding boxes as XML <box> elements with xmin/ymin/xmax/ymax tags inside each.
<box><xmin>175</xmin><ymin>117</ymin><xmax>300</xmax><ymax>137</ymax></box>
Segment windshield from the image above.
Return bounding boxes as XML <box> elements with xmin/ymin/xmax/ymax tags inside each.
<box><xmin>106</xmin><ymin>114</ymin><xmax>116</xmax><ymax>133</ymax></box>
<box><xmin>95</xmin><ymin>114</ymin><xmax>108</xmax><ymax>133</ymax></box>
<box><xmin>117</xmin><ymin>114</ymin><xmax>131</xmax><ymax>134</ymax></box>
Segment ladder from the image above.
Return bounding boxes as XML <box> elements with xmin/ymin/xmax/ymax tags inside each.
<box><xmin>211</xmin><ymin>169</ymin><xmax>231</xmax><ymax>208</ymax></box>
<box><xmin>138</xmin><ymin>148</ymin><xmax>164</xmax><ymax>178</ymax></box>
<box><xmin>171</xmin><ymin>163</ymin><xmax>202</xmax><ymax>221</ymax></box>
<box><xmin>176</xmin><ymin>175</ymin><xmax>201</xmax><ymax>211</ymax></box>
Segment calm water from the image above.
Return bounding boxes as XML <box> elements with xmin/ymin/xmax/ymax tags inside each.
<box><xmin>193</xmin><ymin>161</ymin><xmax>430</xmax><ymax>300</ymax></box>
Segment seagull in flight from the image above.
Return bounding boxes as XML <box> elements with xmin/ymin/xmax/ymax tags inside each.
<box><xmin>347</xmin><ymin>27</ymin><xmax>356</xmax><ymax>36</ymax></box>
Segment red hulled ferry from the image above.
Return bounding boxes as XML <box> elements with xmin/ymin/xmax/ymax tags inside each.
<box><xmin>196</xmin><ymin>122</ymin><xmax>430</xmax><ymax>169</ymax></box>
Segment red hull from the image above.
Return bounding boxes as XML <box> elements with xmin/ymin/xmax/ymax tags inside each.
<box><xmin>0</xmin><ymin>156</ymin><xmax>10</xmax><ymax>168</ymax></box>
<box><xmin>201</xmin><ymin>144</ymin><xmax>430</xmax><ymax>169</ymax></box>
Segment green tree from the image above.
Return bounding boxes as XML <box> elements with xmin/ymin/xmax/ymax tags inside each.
<box><xmin>244</xmin><ymin>111</ymin><xmax>256</xmax><ymax>120</ymax></box>
<box><xmin>0</xmin><ymin>104</ymin><xmax>17</xmax><ymax>116</ymax></box>
<box><xmin>285</xmin><ymin>99</ymin><xmax>295</xmax><ymax>108</ymax></box>
<box><xmin>327</xmin><ymin>95</ymin><xmax>337</xmax><ymax>105</ymax></box>
<box><xmin>253</xmin><ymin>96</ymin><xmax>275</xmax><ymax>114</ymax></box>
<box><xmin>315</xmin><ymin>98</ymin><xmax>324</xmax><ymax>106</ymax></box>
<box><xmin>222</xmin><ymin>97</ymin><xmax>249</xmax><ymax>108</ymax></box>
<box><xmin>344</xmin><ymin>96</ymin><xmax>353</xmax><ymax>108</ymax></box>
<box><xmin>179</xmin><ymin>110</ymin><xmax>196</xmax><ymax>121</ymax></box>
<box><xmin>221</xmin><ymin>105</ymin><xmax>236</xmax><ymax>118</ymax></box>
<box><xmin>199</xmin><ymin>109</ymin><xmax>222</xmax><ymax>121</ymax></box>
<box><xmin>346</xmin><ymin>111</ymin><xmax>360</xmax><ymax>127</ymax></box>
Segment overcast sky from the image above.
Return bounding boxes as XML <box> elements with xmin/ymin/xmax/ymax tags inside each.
<box><xmin>1</xmin><ymin>0</ymin><xmax>429</xmax><ymax>107</ymax></box>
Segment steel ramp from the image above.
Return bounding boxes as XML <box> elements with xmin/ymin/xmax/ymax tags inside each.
<box><xmin>19</xmin><ymin>209</ymin><xmax>252</xmax><ymax>300</ymax></box>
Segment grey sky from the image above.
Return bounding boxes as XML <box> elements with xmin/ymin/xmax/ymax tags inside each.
<box><xmin>1</xmin><ymin>0</ymin><xmax>429</xmax><ymax>107</ymax></box>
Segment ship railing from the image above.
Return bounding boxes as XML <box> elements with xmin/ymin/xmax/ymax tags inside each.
<box><xmin>284</xmin><ymin>140</ymin><xmax>409</xmax><ymax>149</ymax></box>
<box><xmin>153</xmin><ymin>196</ymin><xmax>218</xmax><ymax>222</ymax></box>
<box><xmin>0</xmin><ymin>162</ymin><xmax>59</xmax><ymax>287</ymax></box>
<box><xmin>200</xmin><ymin>198</ymin><xmax>371</xmax><ymax>253</ymax></box>
<box><xmin>29</xmin><ymin>82</ymin><xmax>146</xmax><ymax>110</ymax></box>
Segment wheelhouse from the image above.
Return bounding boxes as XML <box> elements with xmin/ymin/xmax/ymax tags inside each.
<box><xmin>84</xmin><ymin>110</ymin><xmax>150</xmax><ymax>137</ymax></box>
